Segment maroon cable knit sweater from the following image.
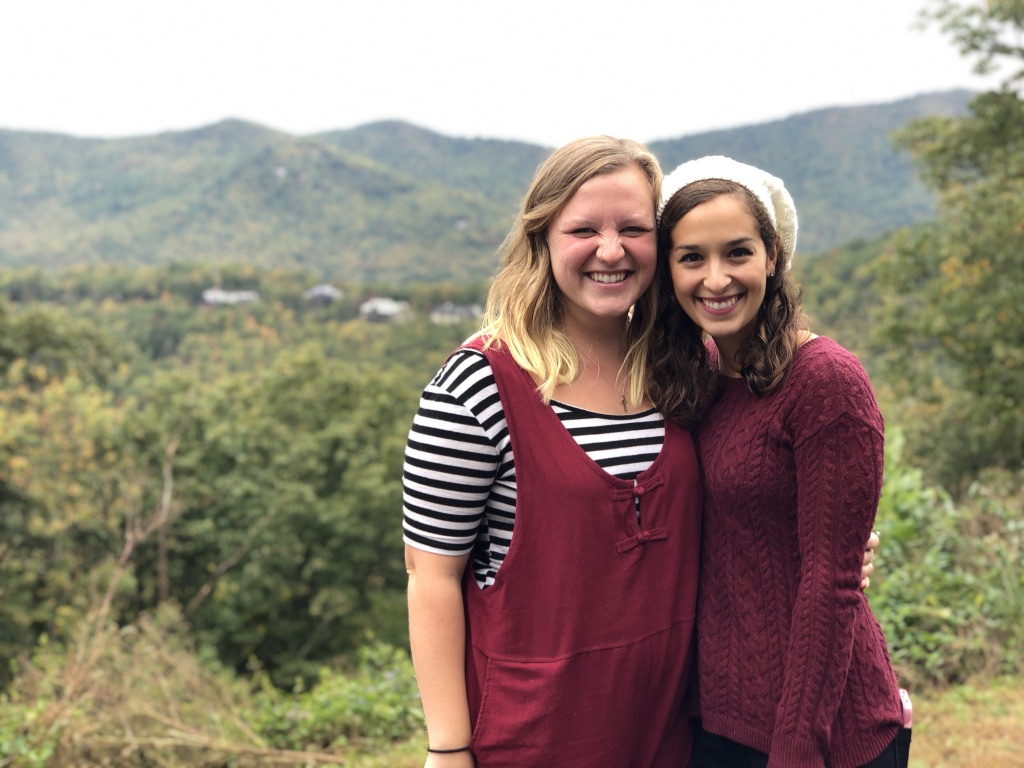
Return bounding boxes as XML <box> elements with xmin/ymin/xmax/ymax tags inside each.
<box><xmin>696</xmin><ymin>337</ymin><xmax>903</xmax><ymax>768</ymax></box>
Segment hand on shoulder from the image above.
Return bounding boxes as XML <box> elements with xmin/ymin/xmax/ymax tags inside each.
<box><xmin>797</xmin><ymin>331</ymin><xmax>819</xmax><ymax>347</ymax></box>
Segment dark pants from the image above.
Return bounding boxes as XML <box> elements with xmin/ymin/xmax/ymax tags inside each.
<box><xmin>692</xmin><ymin>721</ymin><xmax>912</xmax><ymax>768</ymax></box>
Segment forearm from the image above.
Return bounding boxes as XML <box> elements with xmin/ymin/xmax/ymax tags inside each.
<box><xmin>407</xmin><ymin>550</ymin><xmax>473</xmax><ymax>752</ymax></box>
<box><xmin>770</xmin><ymin>417</ymin><xmax>884</xmax><ymax>766</ymax></box>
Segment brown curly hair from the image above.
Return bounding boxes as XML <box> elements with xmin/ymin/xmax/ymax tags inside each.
<box><xmin>643</xmin><ymin>179</ymin><xmax>810</xmax><ymax>426</ymax></box>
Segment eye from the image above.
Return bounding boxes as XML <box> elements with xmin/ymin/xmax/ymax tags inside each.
<box><xmin>728</xmin><ymin>247</ymin><xmax>754</xmax><ymax>259</ymax></box>
<box><xmin>569</xmin><ymin>227</ymin><xmax>596</xmax><ymax>236</ymax></box>
<box><xmin>675</xmin><ymin>251</ymin><xmax>703</xmax><ymax>265</ymax></box>
<box><xmin>622</xmin><ymin>225</ymin><xmax>652</xmax><ymax>236</ymax></box>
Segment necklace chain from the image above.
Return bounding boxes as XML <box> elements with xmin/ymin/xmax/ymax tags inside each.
<box><xmin>574</xmin><ymin>344</ymin><xmax>629</xmax><ymax>413</ymax></box>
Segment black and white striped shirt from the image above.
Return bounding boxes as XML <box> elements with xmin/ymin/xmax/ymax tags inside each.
<box><xmin>402</xmin><ymin>349</ymin><xmax>665</xmax><ymax>588</ymax></box>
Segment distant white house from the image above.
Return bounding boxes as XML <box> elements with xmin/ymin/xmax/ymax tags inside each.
<box><xmin>202</xmin><ymin>288</ymin><xmax>259</xmax><ymax>305</ymax></box>
<box><xmin>303</xmin><ymin>284</ymin><xmax>343</xmax><ymax>304</ymax></box>
<box><xmin>430</xmin><ymin>301</ymin><xmax>483</xmax><ymax>325</ymax></box>
<box><xmin>359</xmin><ymin>297</ymin><xmax>411</xmax><ymax>323</ymax></box>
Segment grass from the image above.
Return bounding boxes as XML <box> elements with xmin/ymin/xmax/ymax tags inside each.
<box><xmin>363</xmin><ymin>677</ymin><xmax>1024</xmax><ymax>768</ymax></box>
<box><xmin>9</xmin><ymin>600</ymin><xmax>1021</xmax><ymax>768</ymax></box>
<box><xmin>908</xmin><ymin>676</ymin><xmax>1024</xmax><ymax>768</ymax></box>
<box><xmin>346</xmin><ymin>741</ymin><xmax>423</xmax><ymax>768</ymax></box>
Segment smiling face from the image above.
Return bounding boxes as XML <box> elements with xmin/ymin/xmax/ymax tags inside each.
<box><xmin>546</xmin><ymin>164</ymin><xmax>657</xmax><ymax>331</ymax></box>
<box><xmin>667</xmin><ymin>192</ymin><xmax>778</xmax><ymax>371</ymax></box>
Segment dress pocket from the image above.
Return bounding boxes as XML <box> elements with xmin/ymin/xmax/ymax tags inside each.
<box><xmin>470</xmin><ymin>632</ymin><xmax>690</xmax><ymax>768</ymax></box>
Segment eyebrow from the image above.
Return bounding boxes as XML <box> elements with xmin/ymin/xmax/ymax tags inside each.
<box><xmin>673</xmin><ymin>236</ymin><xmax>756</xmax><ymax>251</ymax></box>
<box><xmin>562</xmin><ymin>214</ymin><xmax>654</xmax><ymax>227</ymax></box>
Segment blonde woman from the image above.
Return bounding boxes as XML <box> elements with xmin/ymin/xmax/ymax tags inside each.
<box><xmin>403</xmin><ymin>136</ymin><xmax>701</xmax><ymax>767</ymax></box>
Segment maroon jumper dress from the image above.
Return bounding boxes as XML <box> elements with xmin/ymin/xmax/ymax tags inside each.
<box><xmin>463</xmin><ymin>341</ymin><xmax>701</xmax><ymax>767</ymax></box>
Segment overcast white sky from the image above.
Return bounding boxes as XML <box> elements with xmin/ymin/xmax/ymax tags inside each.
<box><xmin>2</xmin><ymin>0</ymin><xmax>1000</xmax><ymax>147</ymax></box>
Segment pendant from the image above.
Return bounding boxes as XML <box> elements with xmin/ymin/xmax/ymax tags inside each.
<box><xmin>620</xmin><ymin>393</ymin><xmax>627</xmax><ymax>413</ymax></box>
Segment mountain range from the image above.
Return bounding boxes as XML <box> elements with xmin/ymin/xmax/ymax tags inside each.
<box><xmin>0</xmin><ymin>90</ymin><xmax>971</xmax><ymax>284</ymax></box>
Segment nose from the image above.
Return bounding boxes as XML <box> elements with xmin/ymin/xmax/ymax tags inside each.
<box><xmin>703</xmin><ymin>259</ymin><xmax>730</xmax><ymax>293</ymax></box>
<box><xmin>596</xmin><ymin>233</ymin><xmax>624</xmax><ymax>263</ymax></box>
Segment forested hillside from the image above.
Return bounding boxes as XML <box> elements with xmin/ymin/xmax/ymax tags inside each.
<box><xmin>649</xmin><ymin>90</ymin><xmax>971</xmax><ymax>253</ymax></box>
<box><xmin>1</xmin><ymin>91</ymin><xmax>970</xmax><ymax>285</ymax></box>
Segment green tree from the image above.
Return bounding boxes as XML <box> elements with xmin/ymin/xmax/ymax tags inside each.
<box><xmin>124</xmin><ymin>346</ymin><xmax>416</xmax><ymax>684</ymax></box>
<box><xmin>0</xmin><ymin>366</ymin><xmax>139</xmax><ymax>687</ymax></box>
<box><xmin>874</xmin><ymin>0</ymin><xmax>1024</xmax><ymax>491</ymax></box>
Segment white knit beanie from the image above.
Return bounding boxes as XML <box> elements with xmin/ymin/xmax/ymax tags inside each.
<box><xmin>660</xmin><ymin>155</ymin><xmax>799</xmax><ymax>267</ymax></box>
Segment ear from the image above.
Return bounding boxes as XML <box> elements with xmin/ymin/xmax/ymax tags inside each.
<box><xmin>766</xmin><ymin>238</ymin><xmax>781</xmax><ymax>277</ymax></box>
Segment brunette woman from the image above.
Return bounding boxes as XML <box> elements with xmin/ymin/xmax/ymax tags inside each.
<box><xmin>652</xmin><ymin>156</ymin><xmax>909</xmax><ymax>768</ymax></box>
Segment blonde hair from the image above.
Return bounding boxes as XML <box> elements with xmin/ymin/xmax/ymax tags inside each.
<box><xmin>473</xmin><ymin>136</ymin><xmax>663</xmax><ymax>404</ymax></box>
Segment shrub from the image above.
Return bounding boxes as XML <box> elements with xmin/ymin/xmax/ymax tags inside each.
<box><xmin>0</xmin><ymin>604</ymin><xmax>415</xmax><ymax>767</ymax></box>
<box><xmin>248</xmin><ymin>641</ymin><xmax>423</xmax><ymax>753</ymax></box>
<box><xmin>872</xmin><ymin>431</ymin><xmax>1024</xmax><ymax>687</ymax></box>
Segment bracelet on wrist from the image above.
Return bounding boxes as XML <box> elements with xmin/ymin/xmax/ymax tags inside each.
<box><xmin>427</xmin><ymin>745</ymin><xmax>472</xmax><ymax>754</ymax></box>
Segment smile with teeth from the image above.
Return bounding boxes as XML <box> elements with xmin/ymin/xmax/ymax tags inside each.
<box><xmin>588</xmin><ymin>272</ymin><xmax>628</xmax><ymax>284</ymax></box>
<box><xmin>700</xmin><ymin>295</ymin><xmax>740</xmax><ymax>311</ymax></box>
